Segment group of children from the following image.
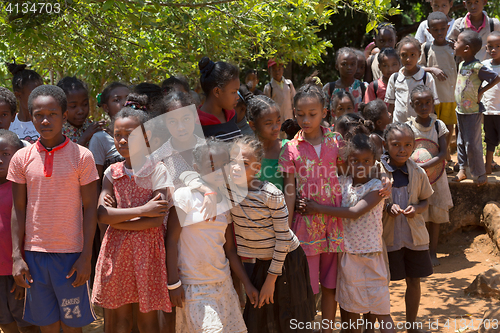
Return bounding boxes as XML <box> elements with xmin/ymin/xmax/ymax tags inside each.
<box><xmin>1</xmin><ymin>1</ymin><xmax>500</xmax><ymax>333</ymax></box>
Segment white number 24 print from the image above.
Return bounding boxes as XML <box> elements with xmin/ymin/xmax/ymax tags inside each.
<box><xmin>63</xmin><ymin>306</ymin><xmax>82</xmax><ymax>319</ymax></box>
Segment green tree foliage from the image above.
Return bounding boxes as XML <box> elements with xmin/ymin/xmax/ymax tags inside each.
<box><xmin>0</xmin><ymin>0</ymin><xmax>394</xmax><ymax>114</ymax></box>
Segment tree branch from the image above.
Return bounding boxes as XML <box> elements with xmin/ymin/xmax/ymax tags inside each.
<box><xmin>92</xmin><ymin>0</ymin><xmax>237</xmax><ymax>8</ymax></box>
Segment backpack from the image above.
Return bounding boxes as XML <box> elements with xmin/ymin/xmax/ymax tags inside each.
<box><xmin>410</xmin><ymin>119</ymin><xmax>440</xmax><ymax>137</ymax></box>
<box><xmin>391</xmin><ymin>70</ymin><xmax>428</xmax><ymax>87</ymax></box>
<box><xmin>373</xmin><ymin>70</ymin><xmax>428</xmax><ymax>96</ymax></box>
<box><xmin>328</xmin><ymin>80</ymin><xmax>366</xmax><ymax>99</ymax></box>
<box><xmin>458</xmin><ymin>17</ymin><xmax>495</xmax><ymax>34</ymax></box>
<box><xmin>267</xmin><ymin>80</ymin><xmax>291</xmax><ymax>99</ymax></box>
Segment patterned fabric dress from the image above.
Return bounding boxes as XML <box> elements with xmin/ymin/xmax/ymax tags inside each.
<box><xmin>279</xmin><ymin>127</ymin><xmax>345</xmax><ymax>256</ymax></box>
<box><xmin>92</xmin><ymin>161</ymin><xmax>172</xmax><ymax>313</ymax></box>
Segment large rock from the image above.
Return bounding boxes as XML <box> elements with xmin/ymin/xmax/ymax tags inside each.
<box><xmin>482</xmin><ymin>202</ymin><xmax>500</xmax><ymax>252</ymax></box>
<box><xmin>443</xmin><ymin>180</ymin><xmax>500</xmax><ymax>237</ymax></box>
<box><xmin>479</xmin><ymin>308</ymin><xmax>500</xmax><ymax>333</ymax></box>
<box><xmin>464</xmin><ymin>265</ymin><xmax>500</xmax><ymax>300</ymax></box>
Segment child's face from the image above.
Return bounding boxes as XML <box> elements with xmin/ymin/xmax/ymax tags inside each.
<box><xmin>486</xmin><ymin>34</ymin><xmax>500</xmax><ymax>61</ymax></box>
<box><xmin>104</xmin><ymin>86</ymin><xmax>130</xmax><ymax>119</ymax></box>
<box><xmin>454</xmin><ymin>33</ymin><xmax>469</xmax><ymax>58</ymax></box>
<box><xmin>376</xmin><ymin>108</ymin><xmax>392</xmax><ymax>131</ymax></box>
<box><xmin>375</xmin><ymin>29</ymin><xmax>397</xmax><ymax>49</ymax></box>
<box><xmin>0</xmin><ymin>137</ymin><xmax>17</xmax><ymax>181</ymax></box>
<box><xmin>245</xmin><ymin>73</ymin><xmax>259</xmax><ymax>90</ymax></box>
<box><xmin>196</xmin><ymin>149</ymin><xmax>229</xmax><ymax>188</ymax></box>
<box><xmin>31</xmin><ymin>95</ymin><xmax>67</xmax><ymax>142</ymax></box>
<box><xmin>294</xmin><ymin>97</ymin><xmax>327</xmax><ymax>135</ymax></box>
<box><xmin>165</xmin><ymin>104</ymin><xmax>196</xmax><ymax>143</ymax></box>
<box><xmin>113</xmin><ymin>116</ymin><xmax>141</xmax><ymax>159</ymax></box>
<box><xmin>216</xmin><ymin>78</ymin><xmax>240</xmax><ymax>111</ymax></box>
<box><xmin>463</xmin><ymin>0</ymin><xmax>486</xmax><ymax>17</ymax></box>
<box><xmin>0</xmin><ymin>102</ymin><xmax>14</xmax><ymax>130</ymax></box>
<box><xmin>251</xmin><ymin>107</ymin><xmax>281</xmax><ymax>141</ymax></box>
<box><xmin>336</xmin><ymin>53</ymin><xmax>357</xmax><ymax>79</ymax></box>
<box><xmin>348</xmin><ymin>149</ymin><xmax>375</xmax><ymax>180</ymax></box>
<box><xmin>355</xmin><ymin>55</ymin><xmax>366</xmax><ymax>81</ymax></box>
<box><xmin>428</xmin><ymin>19</ymin><xmax>449</xmax><ymax>44</ymax></box>
<box><xmin>230</xmin><ymin>144</ymin><xmax>260</xmax><ymax>187</ymax></box>
<box><xmin>385</xmin><ymin>129</ymin><xmax>414</xmax><ymax>167</ymax></box>
<box><xmin>411</xmin><ymin>91</ymin><xmax>434</xmax><ymax>119</ymax></box>
<box><xmin>334</xmin><ymin>97</ymin><xmax>354</xmax><ymax>119</ymax></box>
<box><xmin>270</xmin><ymin>64</ymin><xmax>284</xmax><ymax>82</ymax></box>
<box><xmin>399</xmin><ymin>43</ymin><xmax>421</xmax><ymax>71</ymax></box>
<box><xmin>431</xmin><ymin>0</ymin><xmax>452</xmax><ymax>15</ymax></box>
<box><xmin>66</xmin><ymin>89</ymin><xmax>89</xmax><ymax>128</ymax></box>
<box><xmin>379</xmin><ymin>55</ymin><xmax>401</xmax><ymax>79</ymax></box>
<box><xmin>15</xmin><ymin>81</ymin><xmax>42</xmax><ymax>114</ymax></box>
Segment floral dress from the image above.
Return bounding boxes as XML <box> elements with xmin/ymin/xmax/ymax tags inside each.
<box><xmin>327</xmin><ymin>79</ymin><xmax>365</xmax><ymax>112</ymax></box>
<box><xmin>62</xmin><ymin>119</ymin><xmax>92</xmax><ymax>145</ymax></box>
<box><xmin>279</xmin><ymin>126</ymin><xmax>345</xmax><ymax>256</ymax></box>
<box><xmin>92</xmin><ymin>161</ymin><xmax>172</xmax><ymax>313</ymax></box>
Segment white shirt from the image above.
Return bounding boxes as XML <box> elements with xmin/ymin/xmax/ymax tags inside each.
<box><xmin>385</xmin><ymin>67</ymin><xmax>440</xmax><ymax>123</ymax></box>
<box><xmin>9</xmin><ymin>115</ymin><xmax>39</xmax><ymax>144</ymax></box>
<box><xmin>482</xmin><ymin>59</ymin><xmax>500</xmax><ymax>115</ymax></box>
<box><xmin>173</xmin><ymin>187</ymin><xmax>231</xmax><ymax>284</ymax></box>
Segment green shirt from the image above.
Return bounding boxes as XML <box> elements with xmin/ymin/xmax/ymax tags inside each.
<box><xmin>258</xmin><ymin>139</ymin><xmax>288</xmax><ymax>192</ymax></box>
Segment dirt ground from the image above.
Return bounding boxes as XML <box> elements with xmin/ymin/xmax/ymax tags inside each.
<box><xmin>75</xmin><ymin>228</ymin><xmax>499</xmax><ymax>332</ymax></box>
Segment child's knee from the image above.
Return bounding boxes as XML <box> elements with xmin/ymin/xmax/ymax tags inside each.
<box><xmin>406</xmin><ymin>277</ymin><xmax>421</xmax><ymax>288</ymax></box>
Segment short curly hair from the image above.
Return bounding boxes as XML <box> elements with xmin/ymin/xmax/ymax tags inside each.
<box><xmin>28</xmin><ymin>85</ymin><xmax>67</xmax><ymax>115</ymax></box>
<box><xmin>0</xmin><ymin>87</ymin><xmax>17</xmax><ymax>115</ymax></box>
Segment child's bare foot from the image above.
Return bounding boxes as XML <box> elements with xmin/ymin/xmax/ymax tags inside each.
<box><xmin>430</xmin><ymin>252</ymin><xmax>440</xmax><ymax>267</ymax></box>
<box><xmin>476</xmin><ymin>174</ymin><xmax>487</xmax><ymax>186</ymax></box>
<box><xmin>452</xmin><ymin>169</ymin><xmax>467</xmax><ymax>182</ymax></box>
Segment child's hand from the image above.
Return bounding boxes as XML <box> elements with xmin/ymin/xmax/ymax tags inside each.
<box><xmin>258</xmin><ymin>277</ymin><xmax>276</xmax><ymax>308</ymax></box>
<box><xmin>103</xmin><ymin>194</ymin><xmax>117</xmax><ymax>208</ymax></box>
<box><xmin>79</xmin><ymin>120</ymin><xmax>106</xmax><ymax>145</ymax></box>
<box><xmin>379</xmin><ymin>176</ymin><xmax>392</xmax><ymax>197</ymax></box>
<box><xmin>12</xmin><ymin>258</ymin><xmax>32</xmax><ymax>289</ymax></box>
<box><xmin>67</xmin><ymin>255</ymin><xmax>91</xmax><ymax>287</ymax></box>
<box><xmin>169</xmin><ymin>286</ymin><xmax>185</xmax><ymax>308</ymax></box>
<box><xmin>298</xmin><ymin>198</ymin><xmax>321</xmax><ymax>215</ymax></box>
<box><xmin>200</xmin><ymin>192</ymin><xmax>217</xmax><ymax>222</ymax></box>
<box><xmin>244</xmin><ymin>282</ymin><xmax>259</xmax><ymax>308</ymax></box>
<box><xmin>478</xmin><ymin>89</ymin><xmax>485</xmax><ymax>103</ymax></box>
<box><xmin>402</xmin><ymin>205</ymin><xmax>417</xmax><ymax>218</ymax></box>
<box><xmin>388</xmin><ymin>203</ymin><xmax>402</xmax><ymax>217</ymax></box>
<box><xmin>10</xmin><ymin>282</ymin><xmax>25</xmax><ymax>300</ymax></box>
<box><xmin>429</xmin><ymin>67</ymin><xmax>448</xmax><ymax>81</ymax></box>
<box><xmin>141</xmin><ymin>193</ymin><xmax>169</xmax><ymax>217</ymax></box>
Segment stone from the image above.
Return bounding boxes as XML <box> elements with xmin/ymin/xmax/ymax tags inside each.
<box><xmin>464</xmin><ymin>265</ymin><xmax>500</xmax><ymax>300</ymax></box>
<box><xmin>482</xmin><ymin>202</ymin><xmax>500</xmax><ymax>252</ymax></box>
<box><xmin>479</xmin><ymin>308</ymin><xmax>500</xmax><ymax>333</ymax></box>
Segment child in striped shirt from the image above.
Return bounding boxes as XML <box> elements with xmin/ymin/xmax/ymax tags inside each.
<box><xmin>229</xmin><ymin>136</ymin><xmax>315</xmax><ymax>333</ymax></box>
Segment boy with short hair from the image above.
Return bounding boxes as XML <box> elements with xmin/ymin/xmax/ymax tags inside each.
<box><xmin>420</xmin><ymin>11</ymin><xmax>458</xmax><ymax>172</ymax></box>
<box><xmin>448</xmin><ymin>0</ymin><xmax>500</xmax><ymax>61</ymax></box>
<box><xmin>364</xmin><ymin>22</ymin><xmax>398</xmax><ymax>83</ymax></box>
<box><xmin>0</xmin><ymin>87</ymin><xmax>30</xmax><ymax>148</ymax></box>
<box><xmin>453</xmin><ymin>30</ymin><xmax>500</xmax><ymax>185</ymax></box>
<box><xmin>264</xmin><ymin>59</ymin><xmax>296</xmax><ymax>121</ymax></box>
<box><xmin>482</xmin><ymin>31</ymin><xmax>500</xmax><ymax>174</ymax></box>
<box><xmin>8</xmin><ymin>85</ymin><xmax>99</xmax><ymax>332</ymax></box>
<box><xmin>0</xmin><ymin>129</ymin><xmax>38</xmax><ymax>333</ymax></box>
<box><xmin>415</xmin><ymin>0</ymin><xmax>455</xmax><ymax>44</ymax></box>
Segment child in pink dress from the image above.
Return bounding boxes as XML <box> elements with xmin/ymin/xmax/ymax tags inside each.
<box><xmin>92</xmin><ymin>106</ymin><xmax>172</xmax><ymax>333</ymax></box>
<box><xmin>279</xmin><ymin>83</ymin><xmax>345</xmax><ymax>331</ymax></box>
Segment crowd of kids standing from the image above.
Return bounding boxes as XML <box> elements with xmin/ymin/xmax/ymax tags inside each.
<box><xmin>1</xmin><ymin>0</ymin><xmax>500</xmax><ymax>332</ymax></box>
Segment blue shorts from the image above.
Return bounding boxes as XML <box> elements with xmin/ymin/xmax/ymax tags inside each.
<box><xmin>24</xmin><ymin>251</ymin><xmax>95</xmax><ymax>327</ymax></box>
